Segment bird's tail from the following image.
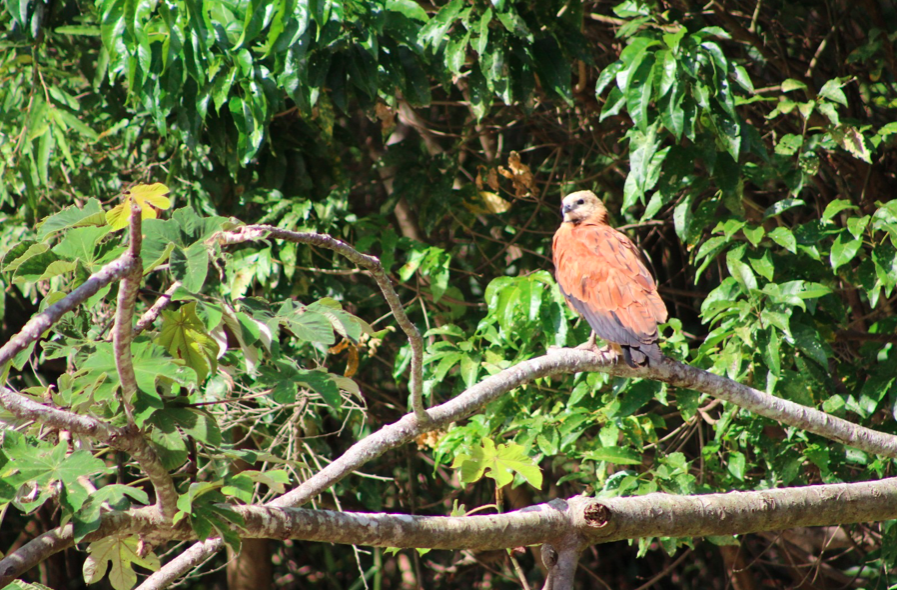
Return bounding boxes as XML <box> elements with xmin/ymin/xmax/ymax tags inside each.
<box><xmin>622</xmin><ymin>343</ymin><xmax>663</xmax><ymax>368</ymax></box>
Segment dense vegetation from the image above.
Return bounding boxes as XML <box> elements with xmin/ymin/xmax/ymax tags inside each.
<box><xmin>1</xmin><ymin>0</ymin><xmax>896</xmax><ymax>588</ymax></box>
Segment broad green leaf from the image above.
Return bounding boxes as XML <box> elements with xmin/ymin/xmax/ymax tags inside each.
<box><xmin>296</xmin><ymin>369</ymin><xmax>342</xmax><ymax>409</ymax></box>
<box><xmin>158</xmin><ymin>302</ymin><xmax>218</xmax><ymax>383</ymax></box>
<box><xmin>767</xmin><ymin>227</ymin><xmax>797</xmax><ymax>253</ymax></box>
<box><xmin>821</xmin><ymin>199</ymin><xmax>858</xmax><ymax>221</ymax></box>
<box><xmin>727</xmin><ymin>451</ymin><xmax>746</xmax><ymax>480</ymax></box>
<box><xmin>742</xmin><ymin>225</ymin><xmax>765</xmax><ymax>247</ymax></box>
<box><xmin>74</xmin><ymin>485</ymin><xmax>150</xmax><ymax>542</ymax></box>
<box><xmin>819</xmin><ymin>79</ymin><xmax>848</xmax><ymax>106</ymax></box>
<box><xmin>763</xmin><ymin>198</ymin><xmax>805</xmax><ymax>219</ymax></box>
<box><xmin>830</xmin><ymin>233</ymin><xmax>862</xmax><ymax>269</ymax></box>
<box><xmin>170</xmin><ymin>243</ymin><xmax>209</xmax><ymax>294</ymax></box>
<box><xmin>453</xmin><ymin>439</ymin><xmax>542</xmax><ymax>489</ymax></box>
<box><xmin>83</xmin><ymin>536</ymin><xmax>161</xmax><ymax>590</ymax></box>
<box><xmin>781</xmin><ymin>79</ymin><xmax>807</xmax><ymax>92</ymax></box>
<box><xmin>53</xmin><ymin>225</ymin><xmax>112</xmax><ymax>264</ymax></box>
<box><xmin>832</xmin><ymin>125</ymin><xmax>871</xmax><ymax>163</ymax></box>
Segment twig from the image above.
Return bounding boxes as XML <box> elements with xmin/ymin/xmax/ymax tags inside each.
<box><xmin>213</xmin><ymin>225</ymin><xmax>428</xmax><ymax>424</ymax></box>
<box><xmin>134</xmin><ymin>281</ymin><xmax>181</xmax><ymax>335</ymax></box>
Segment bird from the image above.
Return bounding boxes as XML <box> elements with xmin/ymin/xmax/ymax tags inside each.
<box><xmin>552</xmin><ymin>190</ymin><xmax>668</xmax><ymax>367</ymax></box>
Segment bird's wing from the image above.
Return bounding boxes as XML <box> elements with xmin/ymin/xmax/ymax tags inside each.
<box><xmin>553</xmin><ymin>222</ymin><xmax>667</xmax><ymax>347</ymax></box>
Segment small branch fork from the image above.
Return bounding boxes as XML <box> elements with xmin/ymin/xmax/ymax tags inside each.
<box><xmin>213</xmin><ymin>225</ymin><xmax>428</xmax><ymax>423</ymax></box>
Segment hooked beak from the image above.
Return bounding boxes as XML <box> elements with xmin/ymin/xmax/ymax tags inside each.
<box><xmin>561</xmin><ymin>203</ymin><xmax>572</xmax><ymax>215</ymax></box>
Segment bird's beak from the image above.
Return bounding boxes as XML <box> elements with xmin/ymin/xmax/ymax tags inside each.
<box><xmin>561</xmin><ymin>203</ymin><xmax>572</xmax><ymax>215</ymax></box>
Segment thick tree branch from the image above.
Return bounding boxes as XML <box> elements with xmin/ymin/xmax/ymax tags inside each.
<box><xmin>8</xmin><ymin>477</ymin><xmax>897</xmax><ymax>587</ymax></box>
<box><xmin>107</xmin><ymin>205</ymin><xmax>179</xmax><ymax>521</ymax></box>
<box><xmin>214</xmin><ymin>225</ymin><xmax>428</xmax><ymax>422</ymax></box>
<box><xmin>0</xmin><ymin>507</ymin><xmax>168</xmax><ymax>585</ymax></box>
<box><xmin>638</xmin><ymin>355</ymin><xmax>897</xmax><ymax>458</ymax></box>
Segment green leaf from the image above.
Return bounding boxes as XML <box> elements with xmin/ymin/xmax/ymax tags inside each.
<box><xmin>782</xmin><ymin>79</ymin><xmax>807</xmax><ymax>92</ymax></box>
<box><xmin>452</xmin><ymin>439</ymin><xmax>542</xmax><ymax>489</ymax></box>
<box><xmin>170</xmin><ymin>243</ymin><xmax>209</xmax><ymax>294</ymax></box>
<box><xmin>742</xmin><ymin>225</ymin><xmax>765</xmax><ymax>247</ymax></box>
<box><xmin>53</xmin><ymin>225</ymin><xmax>112</xmax><ymax>264</ymax></box>
<box><xmin>83</xmin><ymin>536</ymin><xmax>161</xmax><ymax>590</ymax></box>
<box><xmin>821</xmin><ymin>199</ymin><xmax>858</xmax><ymax>221</ymax></box>
<box><xmin>763</xmin><ymin>198</ymin><xmax>805</xmax><ymax>219</ymax></box>
<box><xmin>74</xmin><ymin>485</ymin><xmax>150</xmax><ymax>542</ymax></box>
<box><xmin>732</xmin><ymin>65</ymin><xmax>754</xmax><ymax>92</ymax></box>
<box><xmin>727</xmin><ymin>451</ymin><xmax>746</xmax><ymax>480</ymax></box>
<box><xmin>830</xmin><ymin>233</ymin><xmax>862</xmax><ymax>270</ymax></box>
<box><xmin>587</xmin><ymin>446</ymin><xmax>642</xmax><ymax>466</ymax></box>
<box><xmin>284</xmin><ymin>308</ymin><xmax>335</xmax><ymax>344</ymax></box>
<box><xmin>792</xmin><ymin>320</ymin><xmax>829</xmax><ymax>367</ymax></box>
<box><xmin>774</xmin><ymin>134</ymin><xmax>803</xmax><ymax>156</ymax></box>
<box><xmin>296</xmin><ymin>369</ymin><xmax>342</xmax><ymax>409</ymax></box>
<box><xmin>819</xmin><ymin>78</ymin><xmax>848</xmax><ymax>106</ymax></box>
<box><xmin>832</xmin><ymin>125</ymin><xmax>872</xmax><ymax>163</ymax></box>
<box><xmin>158</xmin><ymin>302</ymin><xmax>218</xmax><ymax>383</ymax></box>
<box><xmin>767</xmin><ymin>227</ymin><xmax>797</xmax><ymax>253</ymax></box>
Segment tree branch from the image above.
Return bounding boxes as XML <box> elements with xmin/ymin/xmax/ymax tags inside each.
<box><xmin>8</xmin><ymin>477</ymin><xmax>897</xmax><ymax>587</ymax></box>
<box><xmin>0</xmin><ymin>386</ymin><xmax>180</xmax><ymax>523</ymax></box>
<box><xmin>113</xmin><ymin>202</ymin><xmax>144</xmax><ymax>411</ymax></box>
<box><xmin>134</xmin><ymin>281</ymin><xmax>181</xmax><ymax>335</ymax></box>
<box><xmin>0</xmin><ymin>255</ymin><xmax>137</xmax><ymax>368</ymax></box>
<box><xmin>214</xmin><ymin>225</ymin><xmax>428</xmax><ymax>422</ymax></box>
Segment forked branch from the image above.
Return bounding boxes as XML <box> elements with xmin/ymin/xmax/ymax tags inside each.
<box><xmin>214</xmin><ymin>225</ymin><xmax>428</xmax><ymax>422</ymax></box>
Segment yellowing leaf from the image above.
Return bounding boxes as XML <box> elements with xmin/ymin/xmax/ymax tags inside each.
<box><xmin>105</xmin><ymin>183</ymin><xmax>172</xmax><ymax>230</ymax></box>
<box><xmin>157</xmin><ymin>302</ymin><xmax>218</xmax><ymax>382</ymax></box>
<box><xmin>479</xmin><ymin>191</ymin><xmax>511</xmax><ymax>214</ymax></box>
<box><xmin>83</xmin><ymin>536</ymin><xmax>160</xmax><ymax>590</ymax></box>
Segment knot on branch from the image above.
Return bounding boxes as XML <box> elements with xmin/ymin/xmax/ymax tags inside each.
<box><xmin>583</xmin><ymin>502</ymin><xmax>610</xmax><ymax>528</ymax></box>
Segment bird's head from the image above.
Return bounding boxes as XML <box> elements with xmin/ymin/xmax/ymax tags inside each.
<box><xmin>561</xmin><ymin>191</ymin><xmax>607</xmax><ymax>224</ymax></box>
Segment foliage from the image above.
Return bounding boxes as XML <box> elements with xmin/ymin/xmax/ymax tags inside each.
<box><xmin>2</xmin><ymin>0</ymin><xmax>897</xmax><ymax>588</ymax></box>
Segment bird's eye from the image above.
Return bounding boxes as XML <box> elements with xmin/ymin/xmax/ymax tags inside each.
<box><xmin>577</xmin><ymin>199</ymin><xmax>584</xmax><ymax>205</ymax></box>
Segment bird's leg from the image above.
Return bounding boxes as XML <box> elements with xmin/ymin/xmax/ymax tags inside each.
<box><xmin>576</xmin><ymin>331</ymin><xmax>599</xmax><ymax>351</ymax></box>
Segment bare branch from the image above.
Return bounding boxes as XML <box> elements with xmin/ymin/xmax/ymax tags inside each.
<box><xmin>540</xmin><ymin>542</ymin><xmax>582</xmax><ymax>590</ymax></box>
<box><xmin>0</xmin><ymin>255</ymin><xmax>137</xmax><ymax>368</ymax></box>
<box><xmin>134</xmin><ymin>281</ymin><xmax>181</xmax><ymax>335</ymax></box>
<box><xmin>638</xmin><ymin>354</ymin><xmax>897</xmax><ymax>458</ymax></box>
<box><xmin>113</xmin><ymin>203</ymin><xmax>144</xmax><ymax>411</ymax></box>
<box><xmin>214</xmin><ymin>225</ymin><xmax>428</xmax><ymax>422</ymax></box>
<box><xmin>135</xmin><ymin>539</ymin><xmax>222</xmax><ymax>590</ymax></box>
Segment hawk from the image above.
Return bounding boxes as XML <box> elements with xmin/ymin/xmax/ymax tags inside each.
<box><xmin>552</xmin><ymin>191</ymin><xmax>667</xmax><ymax>367</ymax></box>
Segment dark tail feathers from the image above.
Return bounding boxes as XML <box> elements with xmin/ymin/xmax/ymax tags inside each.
<box><xmin>621</xmin><ymin>343</ymin><xmax>662</xmax><ymax>368</ymax></box>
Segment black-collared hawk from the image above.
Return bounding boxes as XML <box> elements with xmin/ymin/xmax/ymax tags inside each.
<box><xmin>552</xmin><ymin>190</ymin><xmax>667</xmax><ymax>367</ymax></box>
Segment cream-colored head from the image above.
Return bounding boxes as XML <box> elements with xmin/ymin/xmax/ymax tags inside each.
<box><xmin>561</xmin><ymin>190</ymin><xmax>607</xmax><ymax>224</ymax></box>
